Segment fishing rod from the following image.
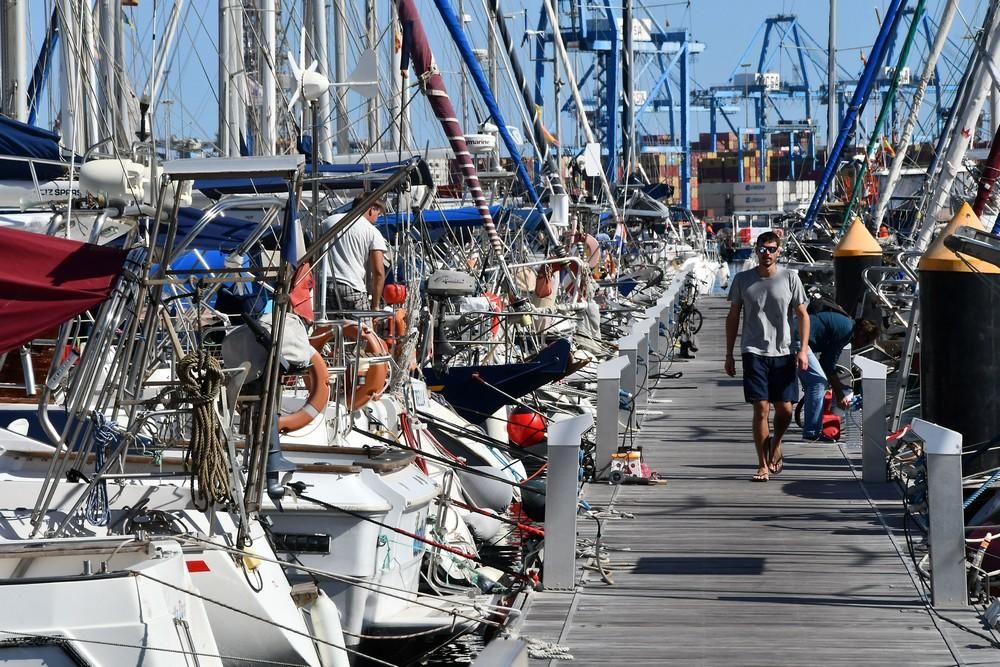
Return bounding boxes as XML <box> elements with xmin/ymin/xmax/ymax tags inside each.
<box><xmin>287</xmin><ymin>482</ymin><xmax>535</xmax><ymax>584</ymax></box>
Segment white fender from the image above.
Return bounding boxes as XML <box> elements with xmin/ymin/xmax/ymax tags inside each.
<box><xmin>309</xmin><ymin>591</ymin><xmax>350</xmax><ymax>667</ymax></box>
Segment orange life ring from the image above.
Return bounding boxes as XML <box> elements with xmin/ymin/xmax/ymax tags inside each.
<box><xmin>344</xmin><ymin>323</ymin><xmax>389</xmax><ymax>411</ymax></box>
<box><xmin>278</xmin><ymin>351</ymin><xmax>330</xmax><ymax>433</ymax></box>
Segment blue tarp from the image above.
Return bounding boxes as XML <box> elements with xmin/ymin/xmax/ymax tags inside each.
<box><xmin>166</xmin><ymin>207</ymin><xmax>264</xmax><ymax>252</ymax></box>
<box><xmin>0</xmin><ymin>115</ymin><xmax>67</xmax><ymax>181</ymax></box>
<box><xmin>193</xmin><ymin>160</ymin><xmax>434</xmax><ymax>199</ymax></box>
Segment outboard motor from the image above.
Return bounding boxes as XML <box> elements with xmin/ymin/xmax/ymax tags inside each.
<box><xmin>422</xmin><ymin>270</ymin><xmax>478</xmax><ymax>365</ymax></box>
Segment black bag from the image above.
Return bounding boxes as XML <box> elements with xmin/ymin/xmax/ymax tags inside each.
<box><xmin>806</xmin><ymin>296</ymin><xmax>850</xmax><ymax>318</ymax></box>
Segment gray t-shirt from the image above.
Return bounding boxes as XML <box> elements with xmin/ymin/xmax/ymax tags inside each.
<box><xmin>321</xmin><ymin>214</ymin><xmax>387</xmax><ymax>293</ymax></box>
<box><xmin>728</xmin><ymin>267</ymin><xmax>806</xmax><ymax>356</ymax></box>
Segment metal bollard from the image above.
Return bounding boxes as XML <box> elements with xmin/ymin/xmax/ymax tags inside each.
<box><xmin>543</xmin><ymin>413</ymin><xmax>595</xmax><ymax>591</ymax></box>
<box><xmin>911</xmin><ymin>418</ymin><xmax>968</xmax><ymax>608</ymax></box>
<box><xmin>853</xmin><ymin>356</ymin><xmax>888</xmax><ymax>483</ymax></box>
<box><xmin>629</xmin><ymin>322</ymin><xmax>651</xmax><ymax>419</ymax></box>
<box><xmin>595</xmin><ymin>355</ymin><xmax>630</xmax><ymax>478</ymax></box>
<box><xmin>618</xmin><ymin>332</ymin><xmax>640</xmax><ymax>410</ymax></box>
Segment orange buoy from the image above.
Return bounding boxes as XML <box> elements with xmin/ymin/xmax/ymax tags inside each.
<box><xmin>344</xmin><ymin>323</ymin><xmax>389</xmax><ymax>411</ymax></box>
<box><xmin>833</xmin><ymin>216</ymin><xmax>883</xmax><ymax>317</ymax></box>
<box><xmin>278</xmin><ymin>351</ymin><xmax>330</xmax><ymax>432</ymax></box>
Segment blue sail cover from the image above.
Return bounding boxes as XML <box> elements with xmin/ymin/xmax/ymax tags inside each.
<box><xmin>193</xmin><ymin>160</ymin><xmax>434</xmax><ymax>199</ymax></box>
<box><xmin>164</xmin><ymin>207</ymin><xmax>264</xmax><ymax>252</ymax></box>
<box><xmin>0</xmin><ymin>115</ymin><xmax>67</xmax><ymax>180</ymax></box>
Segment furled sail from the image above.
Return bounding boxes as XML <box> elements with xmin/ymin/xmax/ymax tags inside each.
<box><xmin>396</xmin><ymin>0</ymin><xmax>504</xmax><ymax>258</ymax></box>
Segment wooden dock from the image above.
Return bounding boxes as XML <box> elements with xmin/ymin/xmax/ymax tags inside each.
<box><xmin>516</xmin><ymin>296</ymin><xmax>1000</xmax><ymax>666</ymax></box>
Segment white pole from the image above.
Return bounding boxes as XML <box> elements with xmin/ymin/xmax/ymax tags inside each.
<box><xmin>915</xmin><ymin>7</ymin><xmax>1000</xmax><ymax>249</ymax></box>
<box><xmin>219</xmin><ymin>0</ymin><xmax>232</xmax><ymax>155</ymax></box>
<box><xmin>229</xmin><ymin>3</ymin><xmax>246</xmax><ymax>155</ymax></box>
<box><xmin>873</xmin><ymin>0</ymin><xmax>958</xmax><ymax>228</ymax></box>
<box><xmin>333</xmin><ymin>0</ymin><xmax>349</xmax><ymax>155</ymax></box>
<box><xmin>541</xmin><ymin>0</ymin><xmax>619</xmax><ymax>220</ymax></box>
<box><xmin>827</xmin><ymin>0</ymin><xmax>837</xmax><ymax>155</ymax></box>
<box><xmin>310</xmin><ymin>0</ymin><xmax>334</xmax><ymax>161</ymax></box>
<box><xmin>11</xmin><ymin>0</ymin><xmax>28</xmax><ymax>121</ymax></box>
<box><xmin>259</xmin><ymin>0</ymin><xmax>276</xmax><ymax>154</ymax></box>
<box><xmin>366</xmin><ymin>0</ymin><xmax>379</xmax><ymax>149</ymax></box>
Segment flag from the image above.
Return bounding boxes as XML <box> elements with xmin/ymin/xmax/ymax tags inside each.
<box><xmin>282</xmin><ymin>187</ymin><xmax>314</xmax><ymax>323</ymax></box>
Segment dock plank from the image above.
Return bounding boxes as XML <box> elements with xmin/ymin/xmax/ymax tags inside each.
<box><xmin>516</xmin><ymin>296</ymin><xmax>999</xmax><ymax>666</ymax></box>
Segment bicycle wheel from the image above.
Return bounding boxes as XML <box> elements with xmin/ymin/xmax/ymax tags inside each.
<box><xmin>689</xmin><ymin>308</ymin><xmax>703</xmax><ymax>334</ymax></box>
<box><xmin>794</xmin><ymin>401</ymin><xmax>804</xmax><ymax>428</ymax></box>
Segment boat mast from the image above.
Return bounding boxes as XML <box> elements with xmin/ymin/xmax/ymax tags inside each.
<box><xmin>259</xmin><ymin>0</ymin><xmax>277</xmax><ymax>155</ymax></box>
<box><xmin>485</xmin><ymin>0</ymin><xmax>564</xmax><ymax>194</ymax></box>
<box><xmin>621</xmin><ymin>0</ymin><xmax>635</xmax><ymax>183</ymax></box>
<box><xmin>332</xmin><ymin>0</ymin><xmax>349</xmax><ymax>155</ymax></box>
<box><xmin>872</xmin><ymin>0</ymin><xmax>958</xmax><ymax>228</ymax></box>
<box><xmin>801</xmin><ymin>0</ymin><xmax>905</xmax><ymax>229</ymax></box>
<box><xmin>307</xmin><ymin>0</ymin><xmax>334</xmax><ymax>162</ymax></box>
<box><xmin>366</xmin><ymin>0</ymin><xmax>379</xmax><ymax>149</ymax></box>
<box><xmin>826</xmin><ymin>0</ymin><xmax>836</xmax><ymax>169</ymax></box>
<box><xmin>915</xmin><ymin>4</ymin><xmax>1000</xmax><ymax>249</ymax></box>
<box><xmin>98</xmin><ymin>0</ymin><xmax>117</xmax><ymax>145</ymax></box>
<box><xmin>541</xmin><ymin>0</ymin><xmax>621</xmax><ymax>221</ymax></box>
<box><xmin>842</xmin><ymin>0</ymin><xmax>927</xmax><ymax>227</ymax></box>
<box><xmin>1</xmin><ymin>0</ymin><xmax>28</xmax><ymax>121</ymax></box>
<box><xmin>219</xmin><ymin>0</ymin><xmax>233</xmax><ymax>155</ymax></box>
<box><xmin>57</xmin><ymin>0</ymin><xmax>82</xmax><ymax>152</ymax></box>
<box><xmin>388</xmin><ymin>0</ymin><xmax>403</xmax><ymax>151</ymax></box>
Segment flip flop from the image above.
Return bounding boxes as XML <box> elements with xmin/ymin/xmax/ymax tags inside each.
<box><xmin>762</xmin><ymin>435</ymin><xmax>772</xmax><ymax>465</ymax></box>
<box><xmin>770</xmin><ymin>441</ymin><xmax>784</xmax><ymax>475</ymax></box>
<box><xmin>770</xmin><ymin>452</ymin><xmax>784</xmax><ymax>475</ymax></box>
<box><xmin>751</xmin><ymin>471</ymin><xmax>769</xmax><ymax>482</ymax></box>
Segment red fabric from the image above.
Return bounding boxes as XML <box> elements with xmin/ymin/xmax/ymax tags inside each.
<box><xmin>0</xmin><ymin>226</ymin><xmax>128</xmax><ymax>356</ymax></box>
<box><xmin>289</xmin><ymin>261</ymin><xmax>314</xmax><ymax>324</ymax></box>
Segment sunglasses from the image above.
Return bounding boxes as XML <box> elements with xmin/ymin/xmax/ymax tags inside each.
<box><xmin>756</xmin><ymin>246</ymin><xmax>779</xmax><ymax>255</ymax></box>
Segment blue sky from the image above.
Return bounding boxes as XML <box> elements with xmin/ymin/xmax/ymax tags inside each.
<box><xmin>25</xmin><ymin>0</ymin><xmax>987</xmax><ymax>151</ymax></box>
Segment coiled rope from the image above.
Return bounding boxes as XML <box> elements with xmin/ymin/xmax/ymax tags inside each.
<box><xmin>85</xmin><ymin>412</ymin><xmax>117</xmax><ymax>526</ymax></box>
<box><xmin>178</xmin><ymin>352</ymin><xmax>232</xmax><ymax>511</ymax></box>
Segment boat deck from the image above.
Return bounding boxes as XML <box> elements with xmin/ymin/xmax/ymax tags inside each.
<box><xmin>516</xmin><ymin>295</ymin><xmax>1000</xmax><ymax>666</ymax></box>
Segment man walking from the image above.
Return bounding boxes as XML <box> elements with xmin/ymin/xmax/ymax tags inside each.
<box><xmin>798</xmin><ymin>311</ymin><xmax>879</xmax><ymax>441</ymax></box>
<box><xmin>322</xmin><ymin>196</ymin><xmax>388</xmax><ymax>311</ymax></box>
<box><xmin>725</xmin><ymin>232</ymin><xmax>809</xmax><ymax>482</ymax></box>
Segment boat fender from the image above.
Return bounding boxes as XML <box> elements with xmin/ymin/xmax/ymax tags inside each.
<box><xmin>309</xmin><ymin>590</ymin><xmax>350</xmax><ymax>667</ymax></box>
<box><xmin>242</xmin><ymin>545</ymin><xmax>263</xmax><ymax>571</ymax></box>
<box><xmin>463</xmin><ymin>509</ymin><xmax>503</xmax><ymax>543</ymax></box>
<box><xmin>278</xmin><ymin>351</ymin><xmax>330</xmax><ymax>433</ymax></box>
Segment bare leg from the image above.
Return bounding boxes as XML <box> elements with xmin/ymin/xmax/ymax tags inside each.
<box><xmin>770</xmin><ymin>401</ymin><xmax>793</xmax><ymax>472</ymax></box>
<box><xmin>752</xmin><ymin>400</ymin><xmax>771</xmax><ymax>479</ymax></box>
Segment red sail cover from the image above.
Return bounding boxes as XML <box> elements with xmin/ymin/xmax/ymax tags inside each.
<box><xmin>0</xmin><ymin>226</ymin><xmax>128</xmax><ymax>356</ymax></box>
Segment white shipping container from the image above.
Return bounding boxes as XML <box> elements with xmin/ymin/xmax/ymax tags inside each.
<box><xmin>734</xmin><ymin>193</ymin><xmax>785</xmax><ymax>209</ymax></box>
<box><xmin>734</xmin><ymin>181</ymin><xmax>788</xmax><ymax>196</ymax></box>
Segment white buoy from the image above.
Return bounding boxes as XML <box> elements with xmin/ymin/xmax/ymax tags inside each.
<box><xmin>309</xmin><ymin>591</ymin><xmax>349</xmax><ymax>667</ymax></box>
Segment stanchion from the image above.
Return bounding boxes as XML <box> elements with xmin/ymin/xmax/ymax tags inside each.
<box><xmin>911</xmin><ymin>418</ymin><xmax>968</xmax><ymax>608</ymax></box>
<box><xmin>595</xmin><ymin>356</ymin><xmax>630</xmax><ymax>478</ymax></box>
<box><xmin>853</xmin><ymin>356</ymin><xmax>888</xmax><ymax>483</ymax></box>
<box><xmin>542</xmin><ymin>413</ymin><xmax>594</xmax><ymax>591</ymax></box>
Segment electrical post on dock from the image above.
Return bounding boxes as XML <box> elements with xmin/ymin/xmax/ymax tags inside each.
<box><xmin>912</xmin><ymin>418</ymin><xmax>968</xmax><ymax>609</ymax></box>
<box><xmin>853</xmin><ymin>356</ymin><xmax>888</xmax><ymax>483</ymax></box>
<box><xmin>543</xmin><ymin>413</ymin><xmax>594</xmax><ymax>591</ymax></box>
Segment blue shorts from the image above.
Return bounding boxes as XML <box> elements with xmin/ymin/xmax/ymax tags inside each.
<box><xmin>742</xmin><ymin>353</ymin><xmax>799</xmax><ymax>403</ymax></box>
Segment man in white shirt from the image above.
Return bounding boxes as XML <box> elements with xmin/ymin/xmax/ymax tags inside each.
<box><xmin>322</xmin><ymin>196</ymin><xmax>387</xmax><ymax>311</ymax></box>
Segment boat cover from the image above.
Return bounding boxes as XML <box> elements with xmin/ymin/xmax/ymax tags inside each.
<box><xmin>192</xmin><ymin>159</ymin><xmax>434</xmax><ymax>199</ymax></box>
<box><xmin>0</xmin><ymin>115</ymin><xmax>68</xmax><ymax>181</ymax></box>
<box><xmin>0</xmin><ymin>226</ymin><xmax>127</xmax><ymax>355</ymax></box>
